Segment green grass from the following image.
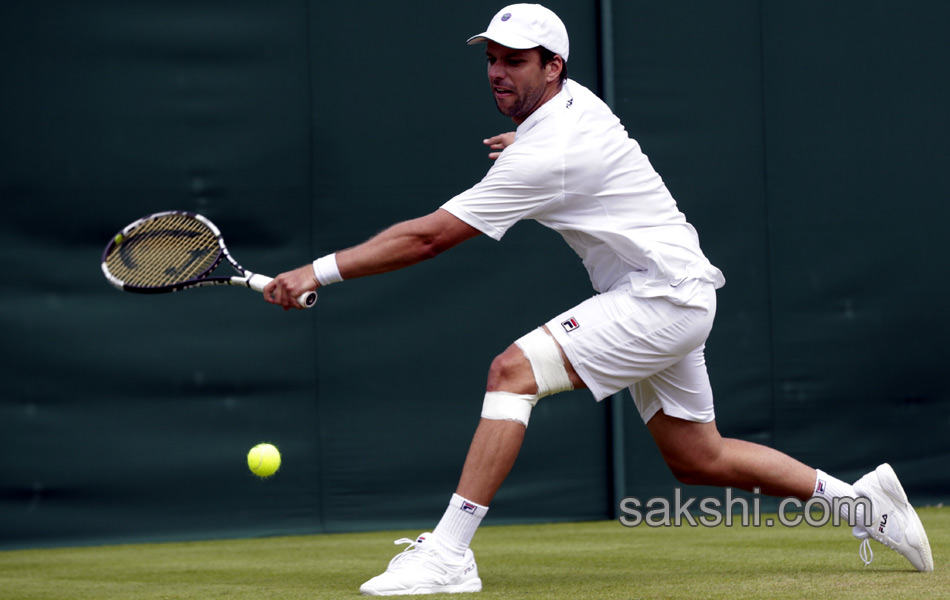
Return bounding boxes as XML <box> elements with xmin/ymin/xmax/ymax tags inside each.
<box><xmin>1</xmin><ymin>508</ymin><xmax>947</xmax><ymax>599</ymax></box>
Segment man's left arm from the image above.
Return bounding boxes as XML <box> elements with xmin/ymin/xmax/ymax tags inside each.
<box><xmin>484</xmin><ymin>132</ymin><xmax>516</xmax><ymax>160</ymax></box>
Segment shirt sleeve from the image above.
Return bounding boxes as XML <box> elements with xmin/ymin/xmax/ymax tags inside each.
<box><xmin>441</xmin><ymin>147</ymin><xmax>562</xmax><ymax>241</ymax></box>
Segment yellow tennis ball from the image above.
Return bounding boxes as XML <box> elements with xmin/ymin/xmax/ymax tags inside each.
<box><xmin>247</xmin><ymin>443</ymin><xmax>281</xmax><ymax>478</ymax></box>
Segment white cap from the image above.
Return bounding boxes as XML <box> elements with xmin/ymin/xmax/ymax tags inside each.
<box><xmin>467</xmin><ymin>4</ymin><xmax>569</xmax><ymax>62</ymax></box>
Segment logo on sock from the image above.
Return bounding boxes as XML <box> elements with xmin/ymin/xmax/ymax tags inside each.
<box><xmin>815</xmin><ymin>479</ymin><xmax>826</xmax><ymax>494</ymax></box>
<box><xmin>461</xmin><ymin>501</ymin><xmax>477</xmax><ymax>514</ymax></box>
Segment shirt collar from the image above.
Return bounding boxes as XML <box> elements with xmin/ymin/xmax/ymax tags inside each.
<box><xmin>516</xmin><ymin>80</ymin><xmax>573</xmax><ymax>137</ymax></box>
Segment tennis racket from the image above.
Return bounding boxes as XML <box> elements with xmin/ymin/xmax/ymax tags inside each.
<box><xmin>101</xmin><ymin>210</ymin><xmax>317</xmax><ymax>308</ymax></box>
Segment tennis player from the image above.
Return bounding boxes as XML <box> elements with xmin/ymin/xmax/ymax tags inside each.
<box><xmin>265</xmin><ymin>4</ymin><xmax>933</xmax><ymax>594</ymax></box>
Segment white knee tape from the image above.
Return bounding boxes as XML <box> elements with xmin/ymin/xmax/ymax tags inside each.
<box><xmin>515</xmin><ymin>328</ymin><xmax>573</xmax><ymax>398</ymax></box>
<box><xmin>480</xmin><ymin>329</ymin><xmax>573</xmax><ymax>429</ymax></box>
<box><xmin>481</xmin><ymin>391</ymin><xmax>536</xmax><ymax>427</ymax></box>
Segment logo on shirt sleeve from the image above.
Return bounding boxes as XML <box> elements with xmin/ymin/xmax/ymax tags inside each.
<box><xmin>561</xmin><ymin>317</ymin><xmax>579</xmax><ymax>332</ymax></box>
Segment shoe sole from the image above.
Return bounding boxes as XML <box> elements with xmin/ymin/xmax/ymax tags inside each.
<box><xmin>878</xmin><ymin>463</ymin><xmax>934</xmax><ymax>572</ymax></box>
<box><xmin>361</xmin><ymin>577</ymin><xmax>482</xmax><ymax>596</ymax></box>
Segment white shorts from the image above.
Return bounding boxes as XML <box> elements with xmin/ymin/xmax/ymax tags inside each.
<box><xmin>546</xmin><ymin>281</ymin><xmax>717</xmax><ymax>424</ymax></box>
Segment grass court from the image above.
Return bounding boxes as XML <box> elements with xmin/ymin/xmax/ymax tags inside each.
<box><xmin>1</xmin><ymin>508</ymin><xmax>945</xmax><ymax>599</ymax></box>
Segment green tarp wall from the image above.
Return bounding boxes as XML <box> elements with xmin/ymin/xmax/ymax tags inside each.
<box><xmin>2</xmin><ymin>1</ymin><xmax>947</xmax><ymax>550</ymax></box>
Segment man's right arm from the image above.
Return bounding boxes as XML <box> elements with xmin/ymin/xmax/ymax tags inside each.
<box><xmin>263</xmin><ymin>208</ymin><xmax>482</xmax><ymax>309</ymax></box>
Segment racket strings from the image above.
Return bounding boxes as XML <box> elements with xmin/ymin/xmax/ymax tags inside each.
<box><xmin>105</xmin><ymin>214</ymin><xmax>221</xmax><ymax>289</ymax></box>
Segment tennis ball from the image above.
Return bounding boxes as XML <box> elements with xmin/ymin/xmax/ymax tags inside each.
<box><xmin>247</xmin><ymin>443</ymin><xmax>281</xmax><ymax>478</ymax></box>
<box><xmin>114</xmin><ymin>233</ymin><xmax>124</xmax><ymax>245</ymax></box>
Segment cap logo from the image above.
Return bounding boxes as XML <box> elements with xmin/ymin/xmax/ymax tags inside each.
<box><xmin>501</xmin><ymin>13</ymin><xmax>511</xmax><ymax>21</ymax></box>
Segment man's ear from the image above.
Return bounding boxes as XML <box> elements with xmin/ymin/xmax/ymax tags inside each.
<box><xmin>545</xmin><ymin>55</ymin><xmax>563</xmax><ymax>83</ymax></box>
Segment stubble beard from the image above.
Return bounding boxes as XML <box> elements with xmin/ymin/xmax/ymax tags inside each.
<box><xmin>493</xmin><ymin>83</ymin><xmax>545</xmax><ymax>122</ymax></box>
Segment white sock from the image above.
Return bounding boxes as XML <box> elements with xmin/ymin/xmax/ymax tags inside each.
<box><xmin>813</xmin><ymin>469</ymin><xmax>864</xmax><ymax>525</ymax></box>
<box><xmin>432</xmin><ymin>493</ymin><xmax>489</xmax><ymax>562</ymax></box>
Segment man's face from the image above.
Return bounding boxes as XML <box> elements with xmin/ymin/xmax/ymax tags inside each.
<box><xmin>485</xmin><ymin>41</ymin><xmax>556</xmax><ymax>124</ymax></box>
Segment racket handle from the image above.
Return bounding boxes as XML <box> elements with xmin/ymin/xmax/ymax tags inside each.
<box><xmin>246</xmin><ymin>274</ymin><xmax>318</xmax><ymax>309</ymax></box>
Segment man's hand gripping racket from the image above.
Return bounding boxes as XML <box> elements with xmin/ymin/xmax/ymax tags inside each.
<box><xmin>262</xmin><ymin>264</ymin><xmax>322</xmax><ymax>311</ymax></box>
<box><xmin>101</xmin><ymin>211</ymin><xmax>317</xmax><ymax>309</ymax></box>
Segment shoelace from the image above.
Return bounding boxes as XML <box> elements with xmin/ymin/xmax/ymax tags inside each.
<box><xmin>387</xmin><ymin>537</ymin><xmax>435</xmax><ymax>570</ymax></box>
<box><xmin>858</xmin><ymin>538</ymin><xmax>874</xmax><ymax>566</ymax></box>
<box><xmin>853</xmin><ymin>524</ymin><xmax>876</xmax><ymax>566</ymax></box>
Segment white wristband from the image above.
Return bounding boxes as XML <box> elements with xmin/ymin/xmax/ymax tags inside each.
<box><xmin>312</xmin><ymin>253</ymin><xmax>343</xmax><ymax>286</ymax></box>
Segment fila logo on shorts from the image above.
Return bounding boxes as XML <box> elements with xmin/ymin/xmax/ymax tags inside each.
<box><xmin>561</xmin><ymin>317</ymin><xmax>579</xmax><ymax>333</ymax></box>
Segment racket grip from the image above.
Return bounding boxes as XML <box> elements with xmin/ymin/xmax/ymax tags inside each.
<box><xmin>247</xmin><ymin>274</ymin><xmax>318</xmax><ymax>309</ymax></box>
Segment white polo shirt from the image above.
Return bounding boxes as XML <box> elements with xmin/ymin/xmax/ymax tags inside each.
<box><xmin>442</xmin><ymin>79</ymin><xmax>725</xmax><ymax>303</ymax></box>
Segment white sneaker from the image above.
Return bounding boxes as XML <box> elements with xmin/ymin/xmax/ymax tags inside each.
<box><xmin>360</xmin><ymin>532</ymin><xmax>482</xmax><ymax>596</ymax></box>
<box><xmin>852</xmin><ymin>463</ymin><xmax>934</xmax><ymax>572</ymax></box>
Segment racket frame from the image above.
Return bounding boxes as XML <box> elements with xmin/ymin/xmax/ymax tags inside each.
<box><xmin>101</xmin><ymin>210</ymin><xmax>316</xmax><ymax>307</ymax></box>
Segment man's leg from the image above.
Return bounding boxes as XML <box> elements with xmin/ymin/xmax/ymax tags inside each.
<box><xmin>646</xmin><ymin>409</ymin><xmax>934</xmax><ymax>572</ymax></box>
<box><xmin>455</xmin><ymin>419</ymin><xmax>525</xmax><ymax>506</ymax></box>
<box><xmin>456</xmin><ymin>328</ymin><xmax>586</xmax><ymax>505</ymax></box>
<box><xmin>360</xmin><ymin>328</ymin><xmax>583</xmax><ymax>596</ymax></box>
<box><xmin>645</xmin><ymin>410</ymin><xmax>816</xmax><ymax>499</ymax></box>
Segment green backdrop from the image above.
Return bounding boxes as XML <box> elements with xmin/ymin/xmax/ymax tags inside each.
<box><xmin>1</xmin><ymin>0</ymin><xmax>947</xmax><ymax>550</ymax></box>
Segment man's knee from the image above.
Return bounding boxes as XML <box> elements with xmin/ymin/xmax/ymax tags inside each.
<box><xmin>667</xmin><ymin>461</ymin><xmax>715</xmax><ymax>486</ymax></box>
<box><xmin>481</xmin><ymin>329</ymin><xmax>575</xmax><ymax>428</ymax></box>
<box><xmin>486</xmin><ymin>346</ymin><xmax>536</xmax><ymax>394</ymax></box>
<box><xmin>648</xmin><ymin>412</ymin><xmax>725</xmax><ymax>486</ymax></box>
<box><xmin>662</xmin><ymin>442</ymin><xmax>728</xmax><ymax>486</ymax></box>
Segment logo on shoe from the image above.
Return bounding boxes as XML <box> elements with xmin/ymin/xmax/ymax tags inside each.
<box><xmin>879</xmin><ymin>513</ymin><xmax>888</xmax><ymax>534</ymax></box>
